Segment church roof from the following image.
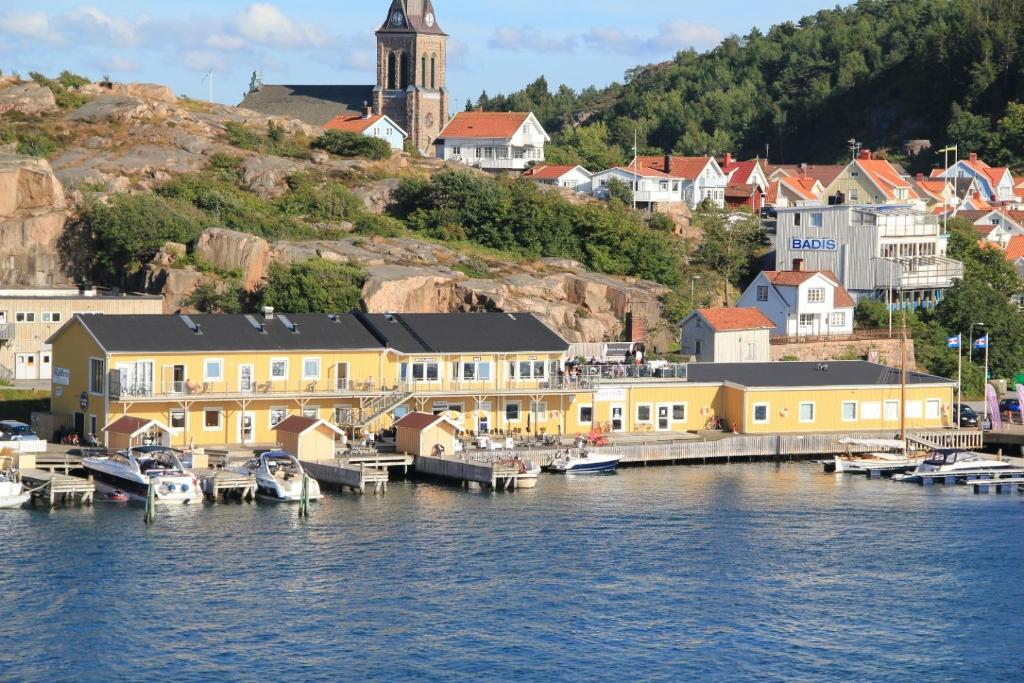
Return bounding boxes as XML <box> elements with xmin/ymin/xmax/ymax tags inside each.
<box><xmin>377</xmin><ymin>0</ymin><xmax>446</xmax><ymax>36</ymax></box>
<box><xmin>238</xmin><ymin>85</ymin><xmax>375</xmax><ymax>128</ymax></box>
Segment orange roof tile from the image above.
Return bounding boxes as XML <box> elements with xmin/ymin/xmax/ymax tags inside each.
<box><xmin>765</xmin><ymin>180</ymin><xmax>780</xmax><ymax>204</ymax></box>
<box><xmin>778</xmin><ymin>176</ymin><xmax>820</xmax><ymax>201</ymax></box>
<box><xmin>1005</xmin><ymin>235</ymin><xmax>1024</xmax><ymax>261</ymax></box>
<box><xmin>856</xmin><ymin>159</ymin><xmax>919</xmax><ymax>201</ymax></box>
<box><xmin>696</xmin><ymin>307</ymin><xmax>775</xmax><ymax>332</ymax></box>
<box><xmin>439</xmin><ymin>112</ymin><xmax>531</xmax><ymax>139</ymax></box>
<box><xmin>770</xmin><ymin>164</ymin><xmax>845</xmax><ymax>186</ymax></box>
<box><xmin>323</xmin><ymin>114</ymin><xmax>382</xmax><ymax>134</ymax></box>
<box><xmin>763</xmin><ymin>270</ymin><xmax>854</xmax><ymax>307</ymax></box>
<box><xmin>626</xmin><ymin>155</ymin><xmax>713</xmax><ymax>180</ymax></box>
<box><xmin>522</xmin><ymin>164</ymin><xmax>583</xmax><ymax>180</ymax></box>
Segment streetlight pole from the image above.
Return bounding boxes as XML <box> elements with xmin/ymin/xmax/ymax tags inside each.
<box><xmin>691</xmin><ymin>276</ymin><xmax>701</xmax><ymax>304</ymax></box>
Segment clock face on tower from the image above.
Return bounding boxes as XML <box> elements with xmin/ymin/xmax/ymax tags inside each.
<box><xmin>391</xmin><ymin>10</ymin><xmax>404</xmax><ymax>27</ymax></box>
<box><xmin>425</xmin><ymin>113</ymin><xmax>435</xmax><ymax>129</ymax></box>
<box><xmin>425</xmin><ymin>12</ymin><xmax>435</xmax><ymax>27</ymax></box>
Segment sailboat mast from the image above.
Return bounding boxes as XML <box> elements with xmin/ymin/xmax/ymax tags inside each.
<box><xmin>899</xmin><ymin>310</ymin><xmax>908</xmax><ymax>442</ymax></box>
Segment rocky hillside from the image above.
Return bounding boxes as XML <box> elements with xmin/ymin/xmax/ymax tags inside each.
<box><xmin>0</xmin><ymin>76</ymin><xmax>675</xmax><ymax>348</ymax></box>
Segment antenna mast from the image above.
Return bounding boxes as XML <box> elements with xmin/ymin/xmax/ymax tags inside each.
<box><xmin>202</xmin><ymin>69</ymin><xmax>215</xmax><ymax>103</ymax></box>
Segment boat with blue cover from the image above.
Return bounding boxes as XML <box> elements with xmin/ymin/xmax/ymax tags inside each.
<box><xmin>545</xmin><ymin>449</ymin><xmax>621</xmax><ymax>474</ymax></box>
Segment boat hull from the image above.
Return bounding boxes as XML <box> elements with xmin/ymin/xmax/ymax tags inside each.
<box><xmin>547</xmin><ymin>455</ymin><xmax>622</xmax><ymax>474</ymax></box>
<box><xmin>0</xmin><ymin>493</ymin><xmax>29</xmax><ymax>508</ymax></box>
<box><xmin>255</xmin><ymin>478</ymin><xmax>323</xmax><ymax>502</ymax></box>
<box><xmin>86</xmin><ymin>464</ymin><xmax>203</xmax><ymax>505</ymax></box>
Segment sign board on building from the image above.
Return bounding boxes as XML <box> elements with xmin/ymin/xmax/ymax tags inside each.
<box><xmin>790</xmin><ymin>238</ymin><xmax>838</xmax><ymax>251</ymax></box>
<box><xmin>53</xmin><ymin>367</ymin><xmax>71</xmax><ymax>386</ymax></box>
<box><xmin>595</xmin><ymin>387</ymin><xmax>627</xmax><ymax>403</ymax></box>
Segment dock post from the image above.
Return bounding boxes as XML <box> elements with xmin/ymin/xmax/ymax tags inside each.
<box><xmin>943</xmin><ymin>476</ymin><xmax>956</xmax><ymax>486</ymax></box>
<box><xmin>144</xmin><ymin>483</ymin><xmax>156</xmax><ymax>524</ymax></box>
<box><xmin>298</xmin><ymin>474</ymin><xmax>310</xmax><ymax>518</ymax></box>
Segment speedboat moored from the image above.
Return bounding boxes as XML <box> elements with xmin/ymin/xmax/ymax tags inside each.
<box><xmin>894</xmin><ymin>449</ymin><xmax>1015</xmax><ymax>483</ymax></box>
<box><xmin>226</xmin><ymin>451</ymin><xmax>321</xmax><ymax>502</ymax></box>
<box><xmin>0</xmin><ymin>476</ymin><xmax>29</xmax><ymax>508</ymax></box>
<box><xmin>545</xmin><ymin>449</ymin><xmax>621</xmax><ymax>474</ymax></box>
<box><xmin>82</xmin><ymin>446</ymin><xmax>203</xmax><ymax>504</ymax></box>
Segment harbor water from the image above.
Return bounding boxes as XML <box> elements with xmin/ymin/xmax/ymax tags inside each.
<box><xmin>2</xmin><ymin>463</ymin><xmax>1023</xmax><ymax>682</ymax></box>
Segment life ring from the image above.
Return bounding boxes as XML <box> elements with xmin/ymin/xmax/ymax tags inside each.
<box><xmin>780</xmin><ymin>408</ymin><xmax>789</xmax><ymax>417</ymax></box>
<box><xmin>551</xmin><ymin>410</ymin><xmax>561</xmax><ymax>418</ymax></box>
<box><xmin>701</xmin><ymin>406</ymin><xmax>710</xmax><ymax>416</ymax></box>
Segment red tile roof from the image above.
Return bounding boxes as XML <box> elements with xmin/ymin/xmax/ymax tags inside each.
<box><xmin>626</xmin><ymin>155</ymin><xmax>713</xmax><ymax>180</ymax></box>
<box><xmin>770</xmin><ymin>164</ymin><xmax>846</xmax><ymax>186</ymax></box>
<box><xmin>765</xmin><ymin>180</ymin><xmax>780</xmax><ymax>204</ymax></box>
<box><xmin>974</xmin><ymin>224</ymin><xmax>996</xmax><ymax>237</ymax></box>
<box><xmin>323</xmin><ymin>114</ymin><xmax>383</xmax><ymax>134</ymax></box>
<box><xmin>763</xmin><ymin>270</ymin><xmax>855</xmax><ymax>308</ymax></box>
<box><xmin>1005</xmin><ymin>235</ymin><xmax>1024</xmax><ymax>261</ymax></box>
<box><xmin>394</xmin><ymin>412</ymin><xmax>452</xmax><ymax>431</ymax></box>
<box><xmin>778</xmin><ymin>176</ymin><xmax>820</xmax><ymax>201</ymax></box>
<box><xmin>725</xmin><ymin>183</ymin><xmax>756</xmax><ymax>198</ymax></box>
<box><xmin>963</xmin><ymin>155</ymin><xmax>1011</xmax><ymax>188</ymax></box>
<box><xmin>696</xmin><ymin>307</ymin><xmax>775</xmax><ymax>332</ymax></box>
<box><xmin>856</xmin><ymin>159</ymin><xmax>919</xmax><ymax>201</ymax></box>
<box><xmin>910</xmin><ymin>178</ymin><xmax>949</xmax><ymax>203</ymax></box>
<box><xmin>522</xmin><ymin>164</ymin><xmax>582</xmax><ymax>180</ymax></box>
<box><xmin>273</xmin><ymin>415</ymin><xmax>320</xmax><ymax>434</ymax></box>
<box><xmin>722</xmin><ymin>159</ymin><xmax>764</xmax><ymax>185</ymax></box>
<box><xmin>438</xmin><ymin>112</ymin><xmax>530</xmax><ymax>139</ymax></box>
<box><xmin>104</xmin><ymin>415</ymin><xmax>157</xmax><ymax>435</ymax></box>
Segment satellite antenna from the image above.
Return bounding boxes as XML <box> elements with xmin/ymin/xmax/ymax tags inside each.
<box><xmin>202</xmin><ymin>69</ymin><xmax>215</xmax><ymax>103</ymax></box>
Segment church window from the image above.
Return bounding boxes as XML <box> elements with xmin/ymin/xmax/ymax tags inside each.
<box><xmin>387</xmin><ymin>52</ymin><xmax>398</xmax><ymax>90</ymax></box>
<box><xmin>431</xmin><ymin>56</ymin><xmax>436</xmax><ymax>89</ymax></box>
<box><xmin>421</xmin><ymin>56</ymin><xmax>427</xmax><ymax>87</ymax></box>
<box><xmin>399</xmin><ymin>53</ymin><xmax>410</xmax><ymax>89</ymax></box>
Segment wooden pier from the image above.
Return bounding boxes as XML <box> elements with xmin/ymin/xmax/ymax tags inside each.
<box><xmin>301</xmin><ymin>459</ymin><xmax>389</xmax><ymax>494</ymax></box>
<box><xmin>414</xmin><ymin>453</ymin><xmax>528</xmax><ymax>490</ymax></box>
<box><xmin>18</xmin><ymin>469</ymin><xmax>95</xmax><ymax>507</ymax></box>
<box><xmin>193</xmin><ymin>469</ymin><xmax>257</xmax><ymax>502</ymax></box>
<box><xmin>971</xmin><ymin>478</ymin><xmax>1024</xmax><ymax>494</ymax></box>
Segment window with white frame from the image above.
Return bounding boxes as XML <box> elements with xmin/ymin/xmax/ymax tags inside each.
<box><xmin>884</xmin><ymin>400</ymin><xmax>899</xmax><ymax>421</ymax></box>
<box><xmin>402</xmin><ymin>361</ymin><xmax>439</xmax><ymax>382</ymax></box>
<box><xmin>204</xmin><ymin>409</ymin><xmax>222</xmax><ymax>430</ymax></box>
<box><xmin>512</xmin><ymin>360</ymin><xmax>546</xmax><ymax>380</ymax></box>
<box><xmin>530</xmin><ymin>401</ymin><xmax>547</xmax><ymax>422</ymax></box>
<box><xmin>204</xmin><ymin>359</ymin><xmax>223</xmax><ymax>382</ymax></box>
<box><xmin>831</xmin><ymin>312</ymin><xmax>846</xmax><ymax>327</ymax></box>
<box><xmin>514</xmin><ymin>148</ymin><xmax>524</xmax><ymax>159</ymax></box>
<box><xmin>799</xmin><ymin>314</ymin><xmax>815</xmax><ymax>326</ymax></box>
<box><xmin>170</xmin><ymin>409</ymin><xmax>186</xmax><ymax>430</ymax></box>
<box><xmin>270</xmin><ymin>359</ymin><xmax>288</xmax><ymax>380</ymax></box>
<box><xmin>672</xmin><ymin>404</ymin><xmax>687</xmax><ymax>421</ymax></box>
<box><xmin>579</xmin><ymin>405</ymin><xmax>593</xmax><ymax>423</ymax></box>
<box><xmin>270</xmin><ymin>407</ymin><xmax>288</xmax><ymax>428</ymax></box>
<box><xmin>904</xmin><ymin>401</ymin><xmax>923</xmax><ymax>419</ymax></box>
<box><xmin>842</xmin><ymin>401</ymin><xmax>858</xmax><ymax>422</ymax></box>
<box><xmin>849</xmin><ymin>188</ymin><xmax>860</xmax><ymax>201</ymax></box>
<box><xmin>636</xmin><ymin>404</ymin><xmax>652</xmax><ymax>423</ymax></box>
<box><xmin>925</xmin><ymin>399</ymin><xmax>941</xmax><ymax>420</ymax></box>
<box><xmin>42</xmin><ymin>311</ymin><xmax>62</xmax><ymax>323</ymax></box>
<box><xmin>15</xmin><ymin>312</ymin><xmax>35</xmax><ymax>323</ymax></box>
<box><xmin>757</xmin><ymin>286</ymin><xmax>769</xmax><ymax>302</ymax></box>
<box><xmin>862</xmin><ymin>402</ymin><xmax>882</xmax><ymax>420</ymax></box>
<box><xmin>505</xmin><ymin>402</ymin><xmax>521</xmax><ymax>421</ymax></box>
<box><xmin>794</xmin><ymin>213</ymin><xmax>802</xmax><ymax>227</ymax></box>
<box><xmin>458</xmin><ymin>361</ymin><xmax>491</xmax><ymax>381</ymax></box>
<box><xmin>753</xmin><ymin>403</ymin><xmax>770</xmax><ymax>424</ymax></box>
<box><xmin>810</xmin><ymin>212</ymin><xmax>824</xmax><ymax>228</ymax></box>
<box><xmin>799</xmin><ymin>402</ymin><xmax>815</xmax><ymax>423</ymax></box>
<box><xmin>89</xmin><ymin>358</ymin><xmax>105</xmax><ymax>395</ymax></box>
<box><xmin>807</xmin><ymin>288</ymin><xmax>826</xmax><ymax>303</ymax></box>
<box><xmin>451</xmin><ymin>145</ymin><xmax>461</xmax><ymax>156</ymax></box>
<box><xmin>302</xmin><ymin>358</ymin><xmax>320</xmax><ymax>380</ymax></box>
<box><xmin>302</xmin><ymin>407</ymin><xmax>319</xmax><ymax>420</ymax></box>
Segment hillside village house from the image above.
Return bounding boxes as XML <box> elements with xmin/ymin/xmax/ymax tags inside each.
<box><xmin>323</xmin><ymin>106</ymin><xmax>408</xmax><ymax>150</ymax></box>
<box><xmin>0</xmin><ymin>287</ymin><xmax>162</xmax><ymax>382</ymax></box>
<box><xmin>736</xmin><ymin>263</ymin><xmax>856</xmax><ymax>338</ymax></box>
<box><xmin>679</xmin><ymin>308</ymin><xmax>774</xmax><ymax>363</ymax></box>
<box><xmin>434</xmin><ymin>112</ymin><xmax>549</xmax><ymax>172</ymax></box>
<box><xmin>522</xmin><ymin>164</ymin><xmax>593</xmax><ymax>193</ymax></box>
<box><xmin>775</xmin><ymin>204</ymin><xmax>964</xmax><ymax>309</ymax></box>
<box><xmin>959</xmin><ymin>209</ymin><xmax>1024</xmax><ymax>248</ymax></box>
<box><xmin>825</xmin><ymin>150</ymin><xmax>923</xmax><ymax>207</ymax></box>
<box><xmin>721</xmin><ymin>154</ymin><xmax>769</xmax><ymax>212</ymax></box>
<box><xmin>48</xmin><ymin>311</ymin><xmax>955</xmax><ymax>441</ymax></box>
<box><xmin>591</xmin><ymin>155</ymin><xmax>728</xmax><ymax>210</ymax></box>
<box><xmin>908</xmin><ymin>174</ymin><xmax>956</xmax><ymax>212</ymax></box>
<box><xmin>765</xmin><ymin>175</ymin><xmax>826</xmax><ymax>209</ymax></box>
<box><xmin>934</xmin><ymin>153</ymin><xmax>1017</xmax><ymax>204</ymax></box>
<box><xmin>769</xmin><ymin>163</ymin><xmax>846</xmax><ymax>189</ymax></box>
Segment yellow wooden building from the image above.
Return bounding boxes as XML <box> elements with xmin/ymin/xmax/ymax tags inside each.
<box><xmin>47</xmin><ymin>310</ymin><xmax>956</xmax><ymax>449</ymax></box>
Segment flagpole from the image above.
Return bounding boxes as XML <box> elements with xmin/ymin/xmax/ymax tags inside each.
<box><xmin>957</xmin><ymin>333</ymin><xmax>962</xmax><ymax>431</ymax></box>
<box><xmin>983</xmin><ymin>333</ymin><xmax>990</xmax><ymax>428</ymax></box>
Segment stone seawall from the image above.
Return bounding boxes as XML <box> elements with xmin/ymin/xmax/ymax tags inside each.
<box><xmin>771</xmin><ymin>337</ymin><xmax>917</xmax><ymax>369</ymax></box>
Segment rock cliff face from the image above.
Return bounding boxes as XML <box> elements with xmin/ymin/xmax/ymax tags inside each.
<box><xmin>0</xmin><ymin>154</ymin><xmax>70</xmax><ymax>285</ymax></box>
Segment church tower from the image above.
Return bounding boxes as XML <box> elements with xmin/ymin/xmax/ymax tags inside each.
<box><xmin>374</xmin><ymin>0</ymin><xmax>449</xmax><ymax>153</ymax></box>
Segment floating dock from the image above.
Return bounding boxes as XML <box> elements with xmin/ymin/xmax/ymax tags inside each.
<box><xmin>193</xmin><ymin>469</ymin><xmax>257</xmax><ymax>502</ymax></box>
<box><xmin>971</xmin><ymin>478</ymin><xmax>1024</xmax><ymax>494</ymax></box>
<box><xmin>414</xmin><ymin>454</ymin><xmax>529</xmax><ymax>490</ymax></box>
<box><xmin>301</xmin><ymin>459</ymin><xmax>389</xmax><ymax>494</ymax></box>
<box><xmin>18</xmin><ymin>469</ymin><xmax>95</xmax><ymax>506</ymax></box>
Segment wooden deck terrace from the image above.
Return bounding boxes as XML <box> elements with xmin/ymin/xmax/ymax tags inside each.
<box><xmin>19</xmin><ymin>469</ymin><xmax>95</xmax><ymax>506</ymax></box>
<box><xmin>413</xmin><ymin>453</ymin><xmax>529</xmax><ymax>490</ymax></box>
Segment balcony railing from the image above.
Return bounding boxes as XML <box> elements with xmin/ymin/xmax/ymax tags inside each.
<box><xmin>574</xmin><ymin>363</ymin><xmax>689</xmax><ymax>383</ymax></box>
<box><xmin>0</xmin><ymin>323</ymin><xmax>13</xmax><ymax>341</ymax></box>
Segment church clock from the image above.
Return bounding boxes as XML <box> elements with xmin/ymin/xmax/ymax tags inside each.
<box><xmin>391</xmin><ymin>10</ymin><xmax>404</xmax><ymax>27</ymax></box>
<box><xmin>425</xmin><ymin>12</ymin><xmax>435</xmax><ymax>27</ymax></box>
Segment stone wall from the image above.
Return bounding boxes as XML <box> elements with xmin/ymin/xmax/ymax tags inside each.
<box><xmin>771</xmin><ymin>337</ymin><xmax>917</xmax><ymax>369</ymax></box>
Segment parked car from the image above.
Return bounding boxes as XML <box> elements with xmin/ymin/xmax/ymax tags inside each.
<box><xmin>0</xmin><ymin>420</ymin><xmax>38</xmax><ymax>441</ymax></box>
<box><xmin>953</xmin><ymin>404</ymin><xmax>979</xmax><ymax>428</ymax></box>
<box><xmin>999</xmin><ymin>398</ymin><xmax>1022</xmax><ymax>423</ymax></box>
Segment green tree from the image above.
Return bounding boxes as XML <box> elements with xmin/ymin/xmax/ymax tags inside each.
<box><xmin>691</xmin><ymin>207</ymin><xmax>768</xmax><ymax>302</ymax></box>
<box><xmin>262</xmin><ymin>260</ymin><xmax>366</xmax><ymax>313</ymax></box>
<box><xmin>604</xmin><ymin>178</ymin><xmax>633</xmax><ymax>205</ymax></box>
<box><xmin>187</xmin><ymin>281</ymin><xmax>243</xmax><ymax>313</ymax></box>
<box><xmin>312</xmin><ymin>130</ymin><xmax>392</xmax><ymax>160</ymax></box>
<box><xmin>945</xmin><ymin>217</ymin><xmax>1021</xmax><ymax>294</ymax></box>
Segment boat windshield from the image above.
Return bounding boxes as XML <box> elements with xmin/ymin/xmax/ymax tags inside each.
<box><xmin>132</xmin><ymin>448</ymin><xmax>185</xmax><ymax>473</ymax></box>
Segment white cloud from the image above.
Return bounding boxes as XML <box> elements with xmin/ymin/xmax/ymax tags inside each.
<box><xmin>102</xmin><ymin>55</ymin><xmax>140</xmax><ymax>72</ymax></box>
<box><xmin>0</xmin><ymin>11</ymin><xmax>60</xmax><ymax>43</ymax></box>
<box><xmin>582</xmin><ymin>21</ymin><xmax>723</xmax><ymax>55</ymax></box>
<box><xmin>59</xmin><ymin>6</ymin><xmax>142</xmax><ymax>48</ymax></box>
<box><xmin>183</xmin><ymin>50</ymin><xmax>226</xmax><ymax>72</ymax></box>
<box><xmin>488</xmin><ymin>27</ymin><xmax>575</xmax><ymax>53</ymax></box>
<box><xmin>233</xmin><ymin>3</ymin><xmax>331</xmax><ymax>49</ymax></box>
<box><xmin>205</xmin><ymin>34</ymin><xmax>247</xmax><ymax>51</ymax></box>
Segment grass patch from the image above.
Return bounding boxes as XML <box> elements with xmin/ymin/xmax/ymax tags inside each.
<box><xmin>223</xmin><ymin>121</ymin><xmax>311</xmax><ymax>158</ymax></box>
<box><xmin>29</xmin><ymin>70</ymin><xmax>92</xmax><ymax>110</ymax></box>
<box><xmin>452</xmin><ymin>258</ymin><xmax>494</xmax><ymax>279</ymax></box>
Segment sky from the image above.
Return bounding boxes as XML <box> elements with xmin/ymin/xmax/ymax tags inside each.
<box><xmin>0</xmin><ymin>1</ymin><xmax>842</xmax><ymax>107</ymax></box>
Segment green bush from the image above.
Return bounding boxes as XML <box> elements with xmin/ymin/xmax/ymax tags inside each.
<box><xmin>276</xmin><ymin>174</ymin><xmax>365</xmax><ymax>222</ymax></box>
<box><xmin>312</xmin><ymin>130</ymin><xmax>392</xmax><ymax>161</ymax></box>
<box><xmin>187</xmin><ymin>281</ymin><xmax>243</xmax><ymax>314</ymax></box>
<box><xmin>452</xmin><ymin>258</ymin><xmax>493</xmax><ymax>279</ymax></box>
<box><xmin>15</xmin><ymin>131</ymin><xmax>61</xmax><ymax>158</ymax></box>
<box><xmin>28</xmin><ymin>70</ymin><xmax>91</xmax><ymax>110</ymax></box>
<box><xmin>223</xmin><ymin>122</ymin><xmax>310</xmax><ymax>158</ymax></box>
<box><xmin>353</xmin><ymin>214</ymin><xmax>405</xmax><ymax>237</ymax></box>
<box><xmin>262</xmin><ymin>260</ymin><xmax>366</xmax><ymax>313</ymax></box>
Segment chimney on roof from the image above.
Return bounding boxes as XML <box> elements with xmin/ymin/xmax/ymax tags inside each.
<box><xmin>792</xmin><ymin>258</ymin><xmax>805</xmax><ymax>272</ymax></box>
<box><xmin>262</xmin><ymin>305</ymin><xmax>274</xmax><ymax>321</ymax></box>
<box><xmin>723</xmin><ymin>152</ymin><xmax>733</xmax><ymax>167</ymax></box>
<box><xmin>969</xmin><ymin>152</ymin><xmax>978</xmax><ymax>162</ymax></box>
<box><xmin>859</xmin><ymin>149</ymin><xmax>873</xmax><ymax>161</ymax></box>
<box><xmin>916</xmin><ymin>172</ymin><xmax>925</xmax><ymax>181</ymax></box>
<box><xmin>475</xmin><ymin>106</ymin><xmax>484</xmax><ymax>113</ymax></box>
<box><xmin>362</xmin><ymin>101</ymin><xmax>372</xmax><ymax>119</ymax></box>
<box><xmin>664</xmin><ymin>154</ymin><xmax>672</xmax><ymax>174</ymax></box>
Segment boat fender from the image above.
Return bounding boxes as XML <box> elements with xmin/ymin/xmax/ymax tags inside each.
<box><xmin>182</xmin><ymin>484</ymin><xmax>189</xmax><ymax>492</ymax></box>
<box><xmin>166</xmin><ymin>483</ymin><xmax>177</xmax><ymax>492</ymax></box>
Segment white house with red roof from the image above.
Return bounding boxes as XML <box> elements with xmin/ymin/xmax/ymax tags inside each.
<box><xmin>721</xmin><ymin>154</ymin><xmax>769</xmax><ymax>190</ymax></box>
<box><xmin>737</xmin><ymin>262</ymin><xmax>856</xmax><ymax>337</ymax></box>
<box><xmin>324</xmin><ymin>106</ymin><xmax>408</xmax><ymax>150</ymax></box>
<box><xmin>434</xmin><ymin>111</ymin><xmax>549</xmax><ymax>172</ymax></box>
<box><xmin>825</xmin><ymin>150</ymin><xmax>923</xmax><ymax>208</ymax></box>
<box><xmin>678</xmin><ymin>307</ymin><xmax>774</xmax><ymax>363</ymax></box>
<box><xmin>958</xmin><ymin>209</ymin><xmax>1024</xmax><ymax>249</ymax></box>
<box><xmin>522</xmin><ymin>164</ymin><xmax>592</xmax><ymax>193</ymax></box>
<box><xmin>934</xmin><ymin>152</ymin><xmax>1017</xmax><ymax>204</ymax></box>
<box><xmin>591</xmin><ymin>155</ymin><xmax>728</xmax><ymax>209</ymax></box>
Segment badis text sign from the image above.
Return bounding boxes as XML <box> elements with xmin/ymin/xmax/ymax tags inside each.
<box><xmin>791</xmin><ymin>238</ymin><xmax>838</xmax><ymax>251</ymax></box>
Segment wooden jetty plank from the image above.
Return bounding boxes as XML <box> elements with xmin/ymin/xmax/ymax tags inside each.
<box><xmin>19</xmin><ymin>468</ymin><xmax>95</xmax><ymax>506</ymax></box>
<box><xmin>302</xmin><ymin>459</ymin><xmax>389</xmax><ymax>494</ymax></box>
<box><xmin>191</xmin><ymin>469</ymin><xmax>257</xmax><ymax>502</ymax></box>
<box><xmin>414</xmin><ymin>454</ymin><xmax>527</xmax><ymax>490</ymax></box>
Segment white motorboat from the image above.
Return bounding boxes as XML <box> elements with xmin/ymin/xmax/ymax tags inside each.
<box><xmin>545</xmin><ymin>449</ymin><xmax>621</xmax><ymax>474</ymax></box>
<box><xmin>0</xmin><ymin>476</ymin><xmax>29</xmax><ymax>508</ymax></box>
<box><xmin>227</xmin><ymin>451</ymin><xmax>321</xmax><ymax>502</ymax></box>
<box><xmin>82</xmin><ymin>445</ymin><xmax>203</xmax><ymax>504</ymax></box>
<box><xmin>498</xmin><ymin>457</ymin><xmax>542</xmax><ymax>488</ymax></box>
<box><xmin>832</xmin><ymin>438</ymin><xmax>926</xmax><ymax>474</ymax></box>
<box><xmin>894</xmin><ymin>450</ymin><xmax>1016</xmax><ymax>483</ymax></box>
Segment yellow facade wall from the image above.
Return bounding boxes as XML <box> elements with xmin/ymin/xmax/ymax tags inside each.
<box><xmin>49</xmin><ymin>321</ymin><xmax>107</xmax><ymax>436</ymax></box>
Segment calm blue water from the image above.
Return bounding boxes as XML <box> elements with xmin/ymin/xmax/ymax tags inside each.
<box><xmin>2</xmin><ymin>464</ymin><xmax>1023</xmax><ymax>682</ymax></box>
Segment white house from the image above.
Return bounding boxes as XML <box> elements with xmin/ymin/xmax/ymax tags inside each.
<box><xmin>958</xmin><ymin>209</ymin><xmax>1024</xmax><ymax>249</ymax></box>
<box><xmin>679</xmin><ymin>308</ymin><xmax>774</xmax><ymax>363</ymax></box>
<box><xmin>323</xmin><ymin>108</ymin><xmax>407</xmax><ymax>150</ymax></box>
<box><xmin>935</xmin><ymin>152</ymin><xmax>1017</xmax><ymax>204</ymax></box>
<box><xmin>434</xmin><ymin>111</ymin><xmax>549</xmax><ymax>172</ymax></box>
<box><xmin>591</xmin><ymin>155</ymin><xmax>728</xmax><ymax>210</ymax></box>
<box><xmin>522</xmin><ymin>164</ymin><xmax>592</xmax><ymax>193</ymax></box>
<box><xmin>737</xmin><ymin>263</ymin><xmax>856</xmax><ymax>338</ymax></box>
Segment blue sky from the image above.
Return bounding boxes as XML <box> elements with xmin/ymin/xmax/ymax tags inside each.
<box><xmin>0</xmin><ymin>1</ymin><xmax>843</xmax><ymax>106</ymax></box>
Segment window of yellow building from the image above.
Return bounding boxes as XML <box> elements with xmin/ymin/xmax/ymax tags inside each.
<box><xmin>799</xmin><ymin>402</ymin><xmax>815</xmax><ymax>423</ymax></box>
<box><xmin>753</xmin><ymin>403</ymin><xmax>770</xmax><ymax>424</ymax></box>
<box><xmin>89</xmin><ymin>358</ymin><xmax>105</xmax><ymax>395</ymax></box>
<box><xmin>579</xmin><ymin>405</ymin><xmax>593</xmax><ymax>424</ymax></box>
<box><xmin>842</xmin><ymin>401</ymin><xmax>858</xmax><ymax>422</ymax></box>
<box><xmin>204</xmin><ymin>409</ymin><xmax>221</xmax><ymax>430</ymax></box>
